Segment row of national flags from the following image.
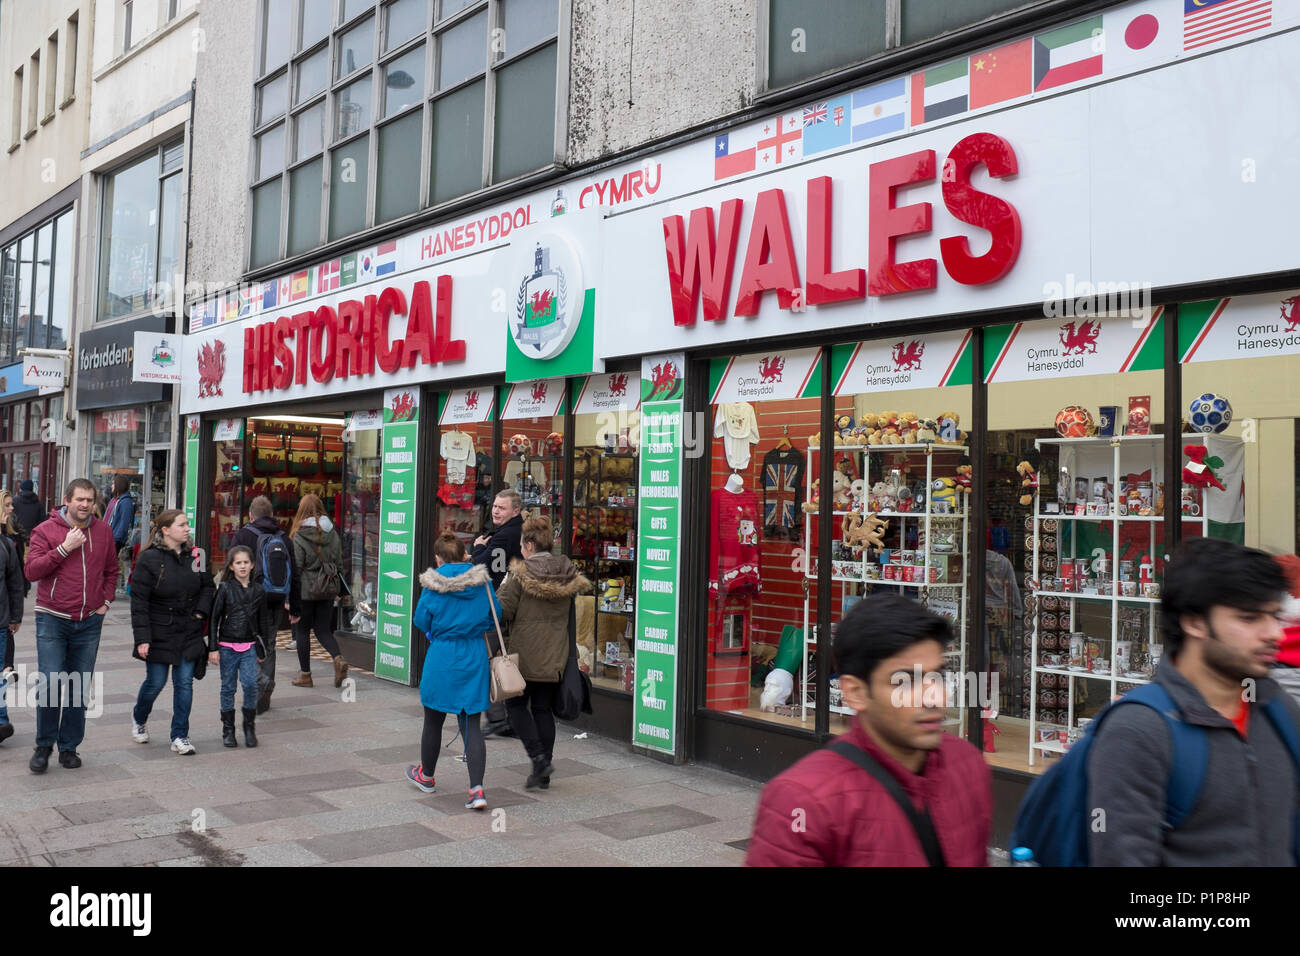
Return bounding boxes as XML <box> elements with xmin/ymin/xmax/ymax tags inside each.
<box><xmin>188</xmin><ymin>240</ymin><xmax>400</xmax><ymax>331</ymax></box>
<box><xmin>714</xmin><ymin>0</ymin><xmax>1276</xmax><ymax>181</ymax></box>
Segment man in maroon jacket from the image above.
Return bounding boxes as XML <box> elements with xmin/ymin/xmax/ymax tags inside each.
<box><xmin>747</xmin><ymin>592</ymin><xmax>992</xmax><ymax>866</ymax></box>
<box><xmin>24</xmin><ymin>478</ymin><xmax>118</xmax><ymax>773</ymax></box>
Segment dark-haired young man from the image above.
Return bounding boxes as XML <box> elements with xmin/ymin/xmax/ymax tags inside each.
<box><xmin>746</xmin><ymin>592</ymin><xmax>991</xmax><ymax>866</ymax></box>
<box><xmin>1089</xmin><ymin>536</ymin><xmax>1300</xmax><ymax>866</ymax></box>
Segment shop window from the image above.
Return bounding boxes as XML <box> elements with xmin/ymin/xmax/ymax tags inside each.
<box><xmin>497</xmin><ymin>380</ymin><xmax>565</xmax><ymax>543</ymax></box>
<box><xmin>90</xmin><ymin>408</ymin><xmax>147</xmax><ymax>507</ymax></box>
<box><xmin>822</xmin><ymin>336</ymin><xmax>976</xmax><ymax>736</ymax></box>
<box><xmin>766</xmin><ymin>0</ymin><xmax>887</xmax><ymax>90</ymax></box>
<box><xmin>984</xmin><ymin>311</ymin><xmax>1166</xmax><ymax>774</ymax></box>
<box><xmin>570</xmin><ymin>373</ymin><xmax>640</xmax><ymax>692</ymax></box>
<box><xmin>705</xmin><ymin>349</ymin><xmax>822</xmax><ymax>728</ymax></box>
<box><xmin>435</xmin><ymin>388</ymin><xmax>495</xmax><ymax>554</ymax></box>
<box><xmin>899</xmin><ymin>0</ymin><xmax>1040</xmax><ymax>45</ymax></box>
<box><xmin>342</xmin><ymin>419</ymin><xmax>382</xmax><ymax>637</ymax></box>
<box><xmin>147</xmin><ymin>402</ymin><xmax>173</xmax><ymax>445</ymax></box>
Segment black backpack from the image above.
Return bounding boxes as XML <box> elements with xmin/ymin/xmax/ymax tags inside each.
<box><xmin>254</xmin><ymin>530</ymin><xmax>293</xmax><ymax>597</ymax></box>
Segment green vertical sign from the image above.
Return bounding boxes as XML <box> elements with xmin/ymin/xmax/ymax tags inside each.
<box><xmin>634</xmin><ymin>353</ymin><xmax>685</xmax><ymax>754</ymax></box>
<box><xmin>183</xmin><ymin>415</ymin><xmax>200</xmax><ymax>532</ymax></box>
<box><xmin>376</xmin><ymin>387</ymin><xmax>420</xmax><ymax>684</ymax></box>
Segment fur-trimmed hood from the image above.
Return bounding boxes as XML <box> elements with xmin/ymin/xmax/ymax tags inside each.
<box><xmin>419</xmin><ymin>561</ymin><xmax>491</xmax><ymax>597</ymax></box>
<box><xmin>506</xmin><ymin>554</ymin><xmax>592</xmax><ymax>600</ymax></box>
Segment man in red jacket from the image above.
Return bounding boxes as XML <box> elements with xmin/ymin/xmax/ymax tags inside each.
<box><xmin>24</xmin><ymin>478</ymin><xmax>118</xmax><ymax>773</ymax></box>
<box><xmin>747</xmin><ymin>592</ymin><xmax>992</xmax><ymax>866</ymax></box>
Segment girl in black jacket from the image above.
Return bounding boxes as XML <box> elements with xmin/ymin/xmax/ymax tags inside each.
<box><xmin>207</xmin><ymin>546</ymin><xmax>272</xmax><ymax>748</ymax></box>
<box><xmin>130</xmin><ymin>509</ymin><xmax>214</xmax><ymax>755</ymax></box>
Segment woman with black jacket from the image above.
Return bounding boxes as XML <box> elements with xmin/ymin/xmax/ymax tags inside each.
<box><xmin>130</xmin><ymin>509</ymin><xmax>214</xmax><ymax>755</ymax></box>
<box><xmin>207</xmin><ymin>545</ymin><xmax>273</xmax><ymax>748</ymax></box>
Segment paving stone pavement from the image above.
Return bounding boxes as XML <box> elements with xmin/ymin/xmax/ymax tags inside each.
<box><xmin>0</xmin><ymin>598</ymin><xmax>758</xmax><ymax>867</ymax></box>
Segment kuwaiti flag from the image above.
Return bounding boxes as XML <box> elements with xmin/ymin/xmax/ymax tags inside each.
<box><xmin>1033</xmin><ymin>16</ymin><xmax>1104</xmax><ymax>91</ymax></box>
<box><xmin>374</xmin><ymin>240</ymin><xmax>398</xmax><ymax>277</ymax></box>
<box><xmin>968</xmin><ymin>38</ymin><xmax>1033</xmax><ymax>109</ymax></box>
<box><xmin>801</xmin><ymin>95</ymin><xmax>851</xmax><ymax>156</ymax></box>
<box><xmin>909</xmin><ymin>58</ymin><xmax>968</xmax><ymax>127</ymax></box>
<box><xmin>851</xmin><ymin>78</ymin><xmax>906</xmax><ymax>142</ymax></box>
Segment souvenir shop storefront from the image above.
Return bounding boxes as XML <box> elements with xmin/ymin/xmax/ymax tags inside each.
<box><xmin>181</xmin><ymin>8</ymin><xmax>1300</xmax><ymax>828</ymax></box>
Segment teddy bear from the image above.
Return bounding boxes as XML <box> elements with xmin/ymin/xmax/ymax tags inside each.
<box><xmin>955</xmin><ymin>455</ymin><xmax>973</xmax><ymax>495</ymax></box>
<box><xmin>1016</xmin><ymin>449</ymin><xmax>1043</xmax><ymax>506</ymax></box>
<box><xmin>831</xmin><ymin>471</ymin><xmax>852</xmax><ymax>510</ymax></box>
<box><xmin>849</xmin><ymin>478</ymin><xmax>867</xmax><ymax>511</ymax></box>
<box><xmin>843</xmin><ymin>511</ymin><xmax>889</xmax><ymax>551</ymax></box>
<box><xmin>898</xmin><ymin>412</ymin><xmax>921</xmax><ymax>443</ymax></box>
<box><xmin>808</xmin><ymin>431</ymin><xmax>821</xmax><ymax>448</ymax></box>
<box><xmin>834</xmin><ymin>413</ymin><xmax>856</xmax><ymax>440</ymax></box>
<box><xmin>936</xmin><ymin>411</ymin><xmax>969</xmax><ymax>445</ymax></box>
<box><xmin>801</xmin><ymin>478</ymin><xmax>821</xmax><ymax>513</ymax></box>
<box><xmin>883</xmin><ymin>425</ymin><xmax>903</xmax><ymax>445</ymax></box>
<box><xmin>869</xmin><ymin>480</ymin><xmax>893</xmax><ymax>512</ymax></box>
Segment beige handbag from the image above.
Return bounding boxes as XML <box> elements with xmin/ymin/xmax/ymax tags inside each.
<box><xmin>484</xmin><ymin>586</ymin><xmax>526</xmax><ymax>702</ymax></box>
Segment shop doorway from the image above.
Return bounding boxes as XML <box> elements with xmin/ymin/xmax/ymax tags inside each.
<box><xmin>142</xmin><ymin>447</ymin><xmax>168</xmax><ymax>531</ymax></box>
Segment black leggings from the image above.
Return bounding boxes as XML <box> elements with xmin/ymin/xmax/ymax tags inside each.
<box><xmin>506</xmin><ymin>680</ymin><xmax>557</xmax><ymax>763</ymax></box>
<box><xmin>421</xmin><ymin>708</ymin><xmax>485</xmax><ymax>789</ymax></box>
<box><xmin>295</xmin><ymin>598</ymin><xmax>341</xmax><ymax>671</ymax></box>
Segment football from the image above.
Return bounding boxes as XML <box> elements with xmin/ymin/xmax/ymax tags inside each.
<box><xmin>1188</xmin><ymin>392</ymin><xmax>1232</xmax><ymax>434</ymax></box>
<box><xmin>507</xmin><ymin>433</ymin><xmax>532</xmax><ymax>457</ymax></box>
<box><xmin>1054</xmin><ymin>405</ymin><xmax>1095</xmax><ymax>438</ymax></box>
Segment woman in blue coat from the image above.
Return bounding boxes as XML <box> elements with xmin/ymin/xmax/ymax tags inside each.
<box><xmin>407</xmin><ymin>532</ymin><xmax>501</xmax><ymax>810</ymax></box>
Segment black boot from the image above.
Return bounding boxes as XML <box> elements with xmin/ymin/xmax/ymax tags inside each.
<box><xmin>525</xmin><ymin>754</ymin><xmax>553</xmax><ymax>791</ymax></box>
<box><xmin>242</xmin><ymin>708</ymin><xmax>258</xmax><ymax>748</ymax></box>
<box><xmin>221</xmin><ymin>710</ymin><xmax>238</xmax><ymax>748</ymax></box>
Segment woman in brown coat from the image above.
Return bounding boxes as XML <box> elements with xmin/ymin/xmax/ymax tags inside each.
<box><xmin>496</xmin><ymin>516</ymin><xmax>591</xmax><ymax>790</ymax></box>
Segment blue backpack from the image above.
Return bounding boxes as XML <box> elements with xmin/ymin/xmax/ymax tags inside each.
<box><xmin>1011</xmin><ymin>682</ymin><xmax>1300</xmax><ymax>866</ymax></box>
<box><xmin>254</xmin><ymin>530</ymin><xmax>293</xmax><ymax>598</ymax></box>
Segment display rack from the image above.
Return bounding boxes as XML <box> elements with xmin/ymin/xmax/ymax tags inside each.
<box><xmin>800</xmin><ymin>443</ymin><xmax>970</xmax><ymax>731</ymax></box>
<box><xmin>1026</xmin><ymin>433</ymin><xmax>1237</xmax><ymax>766</ymax></box>
<box><xmin>573</xmin><ymin>450</ymin><xmax>639</xmax><ymax>685</ymax></box>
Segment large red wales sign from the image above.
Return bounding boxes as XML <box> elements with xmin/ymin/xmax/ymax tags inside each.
<box><xmin>241</xmin><ymin>276</ymin><xmax>466</xmax><ymax>394</ymax></box>
<box><xmin>662</xmin><ymin>132</ymin><xmax>1022</xmax><ymax>325</ymax></box>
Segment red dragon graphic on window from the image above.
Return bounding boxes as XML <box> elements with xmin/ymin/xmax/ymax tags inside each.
<box><xmin>1280</xmin><ymin>296</ymin><xmax>1300</xmax><ymax>332</ymax></box>
<box><xmin>607</xmin><ymin>373</ymin><xmax>628</xmax><ymax>397</ymax></box>
<box><xmin>891</xmin><ymin>340</ymin><xmax>925</xmax><ymax>371</ymax></box>
<box><xmin>197</xmin><ymin>341</ymin><xmax>226</xmax><ymax>398</ymax></box>
<box><xmin>531</xmin><ymin>381</ymin><xmax>549</xmax><ymax>404</ymax></box>
<box><xmin>390</xmin><ymin>391</ymin><xmax>415</xmax><ymax>422</ymax></box>
<box><xmin>758</xmin><ymin>356</ymin><xmax>785</xmax><ymax>384</ymax></box>
<box><xmin>464</xmin><ymin>389</ymin><xmax>480</xmax><ymax>410</ymax></box>
<box><xmin>1059</xmin><ymin>319</ymin><xmax>1101</xmax><ymax>356</ymax></box>
<box><xmin>647</xmin><ymin>361</ymin><xmax>679</xmax><ymax>400</ymax></box>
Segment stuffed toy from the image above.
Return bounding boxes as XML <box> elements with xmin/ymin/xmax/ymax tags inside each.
<box><xmin>759</xmin><ymin>667</ymin><xmax>794</xmax><ymax>711</ymax></box>
<box><xmin>831</xmin><ymin>471</ymin><xmax>851</xmax><ymax>510</ymax></box>
<box><xmin>801</xmin><ymin>478</ymin><xmax>821</xmax><ymax>513</ymax></box>
<box><xmin>808</xmin><ymin>431</ymin><xmax>821</xmax><ymax>448</ymax></box>
<box><xmin>930</xmin><ymin>477</ymin><xmax>957</xmax><ymax>511</ymax></box>
<box><xmin>1017</xmin><ymin>449</ymin><xmax>1043</xmax><ymax>506</ymax></box>
<box><xmin>843</xmin><ymin>511</ymin><xmax>888</xmax><ymax>550</ymax></box>
<box><xmin>1183</xmin><ymin>444</ymin><xmax>1226</xmax><ymax>491</ymax></box>
<box><xmin>834</xmin><ymin>413</ymin><xmax>856</xmax><ymax>439</ymax></box>
<box><xmin>936</xmin><ymin>411</ymin><xmax>969</xmax><ymax>445</ymax></box>
<box><xmin>849</xmin><ymin>478</ymin><xmax>867</xmax><ymax>511</ymax></box>
<box><xmin>916</xmin><ymin>419</ymin><xmax>937</xmax><ymax>443</ymax></box>
<box><xmin>955</xmin><ymin>455</ymin><xmax>973</xmax><ymax>495</ymax></box>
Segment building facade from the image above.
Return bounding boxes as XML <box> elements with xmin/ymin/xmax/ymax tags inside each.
<box><xmin>180</xmin><ymin>0</ymin><xmax>1300</xmax><ymax>838</ymax></box>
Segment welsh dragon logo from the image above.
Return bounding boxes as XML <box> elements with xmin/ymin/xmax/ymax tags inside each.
<box><xmin>515</xmin><ymin>243</ymin><xmax>569</xmax><ymax>354</ymax></box>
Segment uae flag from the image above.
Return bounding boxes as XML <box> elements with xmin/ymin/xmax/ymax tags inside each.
<box><xmin>1033</xmin><ymin>16</ymin><xmax>1104</xmax><ymax>91</ymax></box>
<box><xmin>909</xmin><ymin>58</ymin><xmax>968</xmax><ymax>127</ymax></box>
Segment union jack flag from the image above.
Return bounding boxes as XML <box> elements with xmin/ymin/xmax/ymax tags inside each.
<box><xmin>763</xmin><ymin>459</ymin><xmax>803</xmax><ymax>541</ymax></box>
<box><xmin>802</xmin><ymin>103</ymin><xmax>828</xmax><ymax>127</ymax></box>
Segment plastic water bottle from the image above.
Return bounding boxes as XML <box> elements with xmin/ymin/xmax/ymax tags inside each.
<box><xmin>1011</xmin><ymin>846</ymin><xmax>1039</xmax><ymax>866</ymax></box>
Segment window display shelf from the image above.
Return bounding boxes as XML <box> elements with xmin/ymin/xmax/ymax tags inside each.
<box><xmin>598</xmin><ymin>608</ymin><xmax>635</xmax><ymax>618</ymax></box>
<box><xmin>1026</xmin><ymin>432</ymin><xmax>1239</xmax><ymax>767</ymax></box>
<box><xmin>809</xmin><ymin>443</ymin><xmax>969</xmax><ymax>453</ymax></box>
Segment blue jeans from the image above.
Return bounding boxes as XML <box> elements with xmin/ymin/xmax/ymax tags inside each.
<box><xmin>133</xmin><ymin>657</ymin><xmax>197</xmax><ymax>742</ymax></box>
<box><xmin>0</xmin><ymin>628</ymin><xmax>9</xmax><ymax>724</ymax></box>
<box><xmin>34</xmin><ymin>613</ymin><xmax>104</xmax><ymax>751</ymax></box>
<box><xmin>219</xmin><ymin>646</ymin><xmax>259</xmax><ymax>712</ymax></box>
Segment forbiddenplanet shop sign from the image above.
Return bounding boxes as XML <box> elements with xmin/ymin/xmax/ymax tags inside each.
<box><xmin>75</xmin><ymin>315</ymin><xmax>170</xmax><ymax>410</ymax></box>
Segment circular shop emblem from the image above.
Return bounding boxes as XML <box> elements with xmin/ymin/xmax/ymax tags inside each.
<box><xmin>509</xmin><ymin>231</ymin><xmax>585</xmax><ymax>361</ymax></box>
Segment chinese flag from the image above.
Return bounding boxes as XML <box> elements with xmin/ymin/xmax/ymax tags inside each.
<box><xmin>969</xmin><ymin>39</ymin><xmax>1033</xmax><ymax>109</ymax></box>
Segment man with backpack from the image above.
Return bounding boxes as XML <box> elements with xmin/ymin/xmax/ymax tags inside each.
<box><xmin>233</xmin><ymin>496</ymin><xmax>296</xmax><ymax>713</ymax></box>
<box><xmin>746</xmin><ymin>592</ymin><xmax>992</xmax><ymax>866</ymax></box>
<box><xmin>105</xmin><ymin>476</ymin><xmax>137</xmax><ymax>593</ymax></box>
<box><xmin>1013</xmin><ymin>537</ymin><xmax>1300</xmax><ymax>866</ymax></box>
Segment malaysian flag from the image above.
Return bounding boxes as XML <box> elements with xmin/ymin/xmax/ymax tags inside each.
<box><xmin>1183</xmin><ymin>0</ymin><xmax>1271</xmax><ymax>51</ymax></box>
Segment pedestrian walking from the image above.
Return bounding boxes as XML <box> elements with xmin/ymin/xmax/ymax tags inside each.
<box><xmin>0</xmin><ymin>490</ymin><xmax>27</xmax><ymax>672</ymax></box>
<box><xmin>287</xmin><ymin>494</ymin><xmax>348</xmax><ymax>689</ymax></box>
<box><xmin>406</xmin><ymin>532</ymin><xmax>501</xmax><ymax>811</ymax></box>
<box><xmin>129</xmin><ymin>509</ymin><xmax>214</xmax><ymax>755</ymax></box>
<box><xmin>471</xmin><ymin>489</ymin><xmax>524</xmax><ymax>737</ymax></box>
<box><xmin>24</xmin><ymin>478</ymin><xmax>118</xmax><ymax>773</ymax></box>
<box><xmin>232</xmin><ymin>495</ymin><xmax>295</xmax><ymax>711</ymax></box>
<box><xmin>207</xmin><ymin>546</ymin><xmax>272</xmax><ymax>748</ymax></box>
<box><xmin>496</xmin><ymin>515</ymin><xmax>591</xmax><ymax>789</ymax></box>
<box><xmin>105</xmin><ymin>476</ymin><xmax>137</xmax><ymax>592</ymax></box>
<box><xmin>746</xmin><ymin>592</ymin><xmax>992</xmax><ymax>866</ymax></box>
<box><xmin>12</xmin><ymin>480</ymin><xmax>43</xmax><ymax>562</ymax></box>
<box><xmin>0</xmin><ymin>511</ymin><xmax>25</xmax><ymax>746</ymax></box>
<box><xmin>1084</xmin><ymin>538</ymin><xmax>1300</xmax><ymax>865</ymax></box>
